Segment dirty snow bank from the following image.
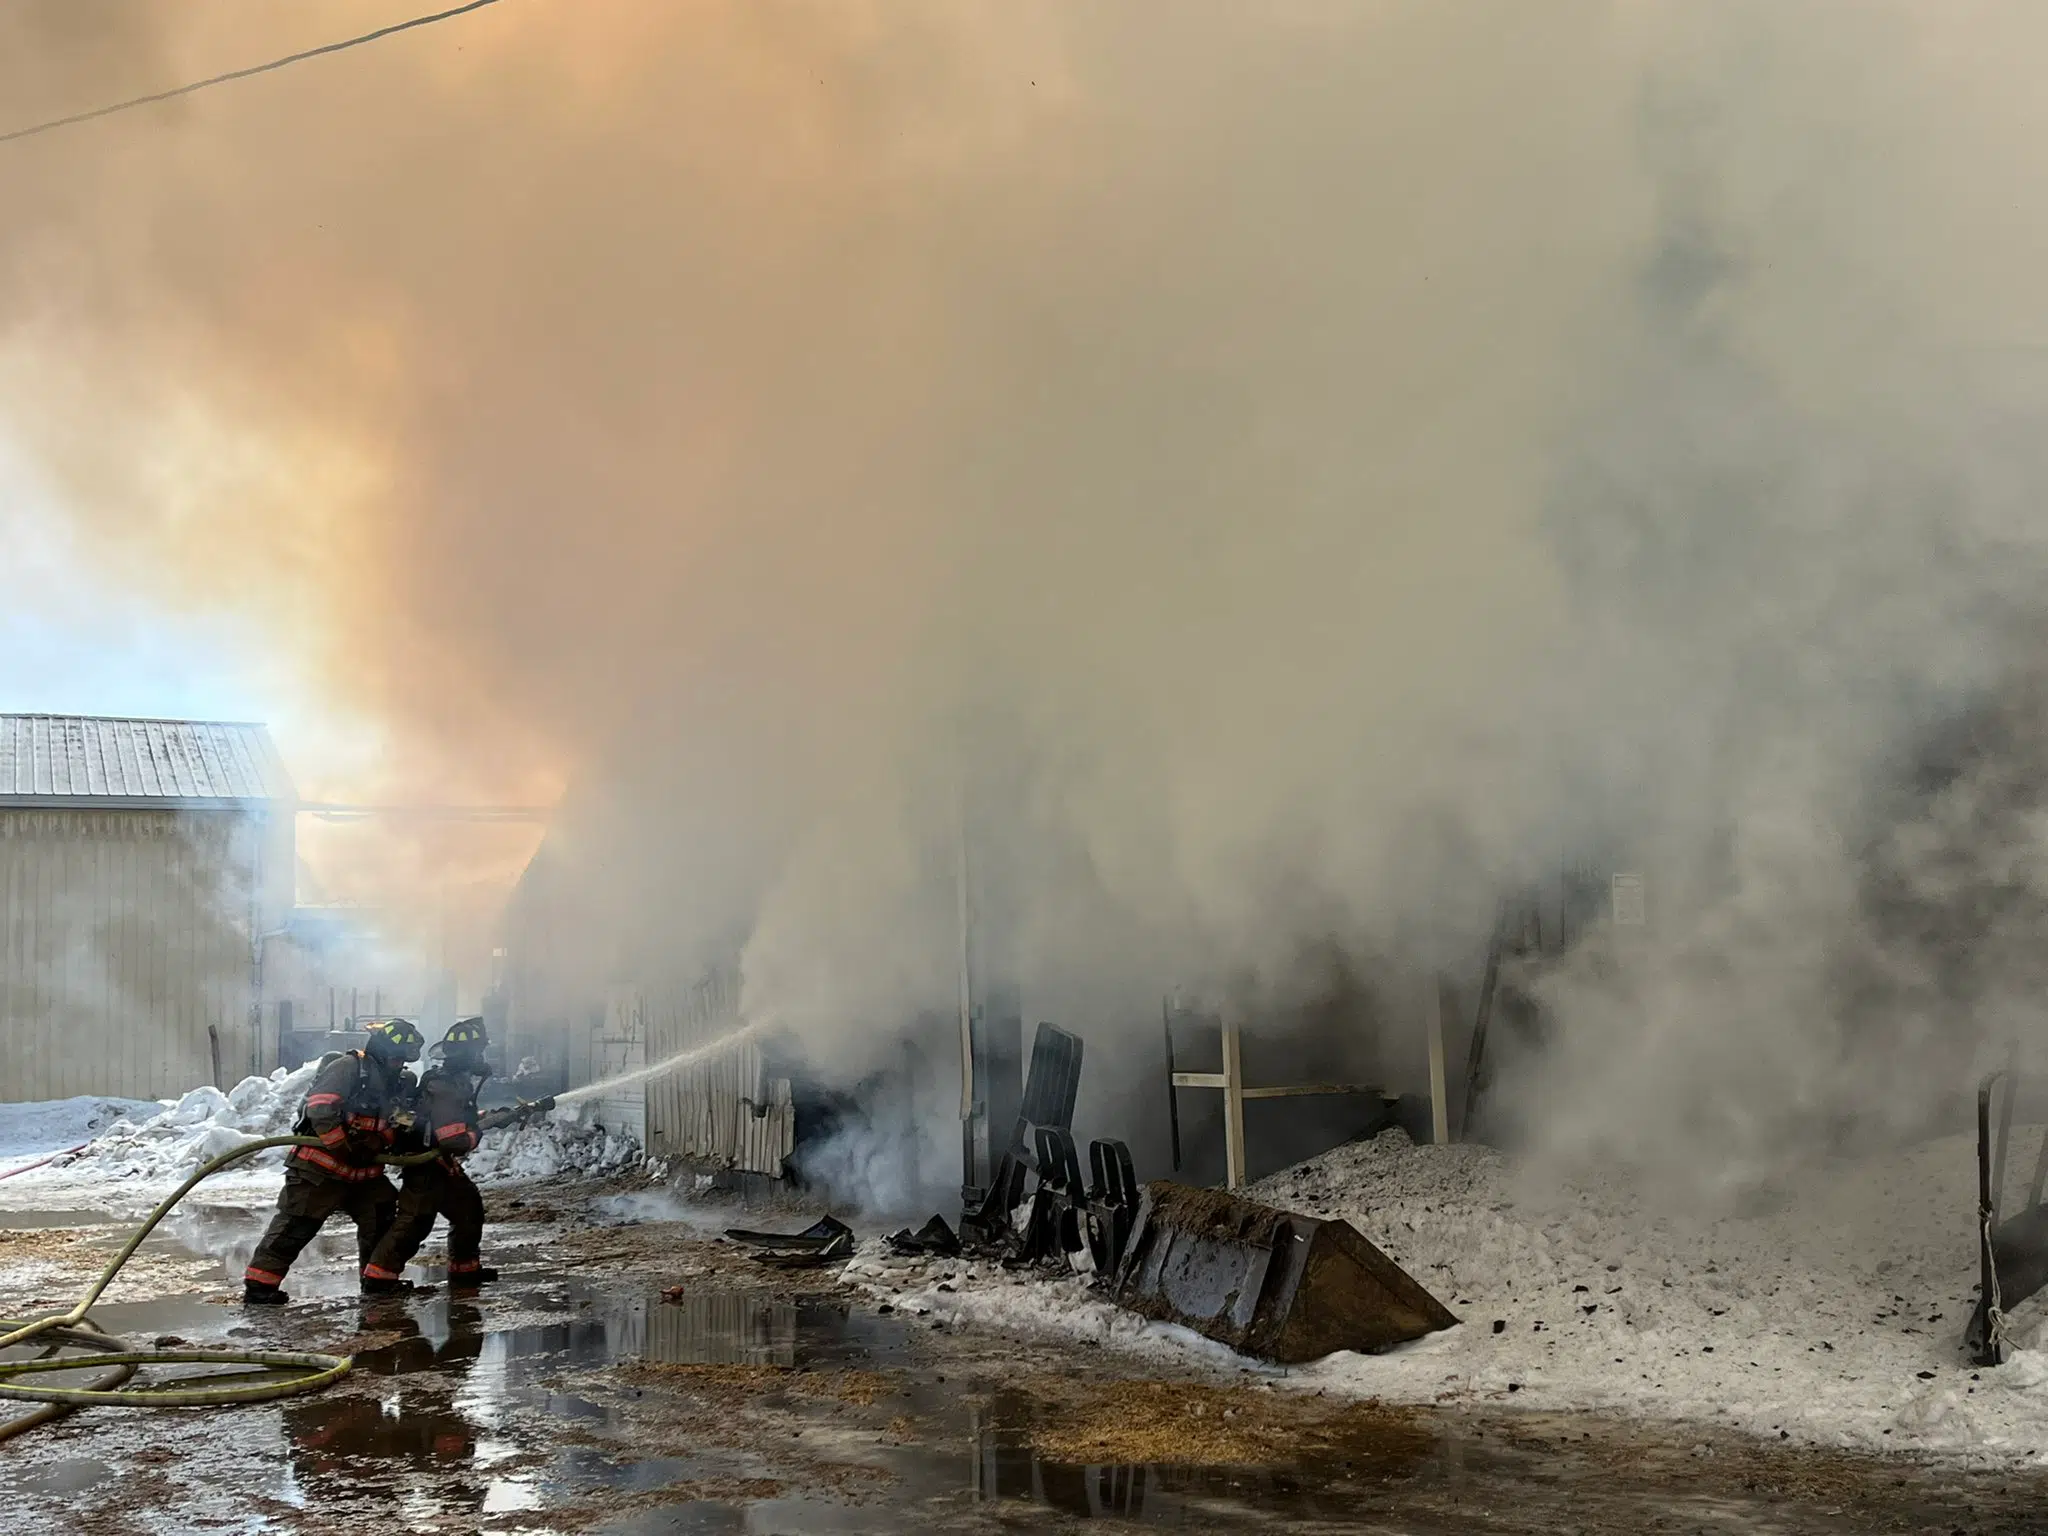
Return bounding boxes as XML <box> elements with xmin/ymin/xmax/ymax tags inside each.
<box><xmin>10</xmin><ymin>1069</ymin><xmax>639</xmax><ymax>1192</ymax></box>
<box><xmin>464</xmin><ymin>1106</ymin><xmax>642</xmax><ymax>1184</ymax></box>
<box><xmin>846</xmin><ymin>1128</ymin><xmax>2048</xmax><ymax>1464</ymax></box>
<box><xmin>0</xmin><ymin>1095</ymin><xmax>159</xmax><ymax>1164</ymax></box>
<box><xmin>49</xmin><ymin>1064</ymin><xmax>324</xmax><ymax>1181</ymax></box>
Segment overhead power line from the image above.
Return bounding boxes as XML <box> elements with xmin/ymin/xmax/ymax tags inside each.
<box><xmin>1</xmin><ymin>0</ymin><xmax>510</xmax><ymax>146</ymax></box>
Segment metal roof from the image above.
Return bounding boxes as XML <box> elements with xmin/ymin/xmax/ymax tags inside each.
<box><xmin>0</xmin><ymin>715</ymin><xmax>297</xmax><ymax>809</ymax></box>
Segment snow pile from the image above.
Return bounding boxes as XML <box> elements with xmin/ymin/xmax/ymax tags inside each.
<box><xmin>63</xmin><ymin>1063</ymin><xmax>323</xmax><ymax>1180</ymax></box>
<box><xmin>1249</xmin><ymin>1129</ymin><xmax>1989</xmax><ymax>1450</ymax></box>
<box><xmin>0</xmin><ymin>1095</ymin><xmax>160</xmax><ymax>1163</ymax></box>
<box><xmin>35</xmin><ymin>1066</ymin><xmax>639</xmax><ymax>1188</ymax></box>
<box><xmin>847</xmin><ymin>1126</ymin><xmax>2048</xmax><ymax>1462</ymax></box>
<box><xmin>464</xmin><ymin>1105</ymin><xmax>641</xmax><ymax>1184</ymax></box>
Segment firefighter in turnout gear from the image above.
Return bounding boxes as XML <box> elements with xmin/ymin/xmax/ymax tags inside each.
<box><xmin>363</xmin><ymin>1017</ymin><xmax>540</xmax><ymax>1293</ymax></box>
<box><xmin>243</xmin><ymin>1017</ymin><xmax>425</xmax><ymax>1305</ymax></box>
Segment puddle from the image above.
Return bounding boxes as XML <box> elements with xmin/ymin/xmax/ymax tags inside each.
<box><xmin>4</xmin><ymin>1276</ymin><xmax>1424</xmax><ymax>1532</ymax></box>
<box><xmin>0</xmin><ymin>1210</ymin><xmax>118</xmax><ymax>1231</ymax></box>
<box><xmin>159</xmin><ymin>1201</ymin><xmax>269</xmax><ymax>1260</ymax></box>
<box><xmin>0</xmin><ymin>1294</ymin><xmax>272</xmax><ymax>1402</ymax></box>
<box><xmin>0</xmin><ymin>1295</ymin><xmax>230</xmax><ymax>1359</ymax></box>
<box><xmin>960</xmin><ymin>1409</ymin><xmax>1325</xmax><ymax>1523</ymax></box>
<box><xmin>21</xmin><ymin>1265</ymin><xmax>2018</xmax><ymax>1535</ymax></box>
<box><xmin>10</xmin><ymin>1457</ymin><xmax>113</xmax><ymax>1498</ymax></box>
<box><xmin>349</xmin><ymin>1285</ymin><xmax>907</xmax><ymax>1377</ymax></box>
<box><xmin>847</xmin><ymin>1387</ymin><xmax>1416</xmax><ymax>1527</ymax></box>
<box><xmin>601</xmin><ymin>1499</ymin><xmax>905</xmax><ymax>1534</ymax></box>
<box><xmin>262</xmin><ymin>1283</ymin><xmax>913</xmax><ymax>1524</ymax></box>
<box><xmin>638</xmin><ymin>1290</ymin><xmax>907</xmax><ymax>1370</ymax></box>
<box><xmin>57</xmin><ymin>1293</ymin><xmax>232</xmax><ymax>1340</ymax></box>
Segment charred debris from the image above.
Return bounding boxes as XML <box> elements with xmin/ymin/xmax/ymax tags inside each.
<box><xmin>726</xmin><ymin>1021</ymin><xmax>1460</xmax><ymax>1365</ymax></box>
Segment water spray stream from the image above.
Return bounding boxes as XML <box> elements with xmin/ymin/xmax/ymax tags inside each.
<box><xmin>554</xmin><ymin>1021</ymin><xmax>763</xmax><ymax>1106</ymax></box>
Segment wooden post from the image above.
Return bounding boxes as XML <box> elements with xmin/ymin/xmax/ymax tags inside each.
<box><xmin>1460</xmin><ymin>906</ymin><xmax>1507</xmax><ymax>1141</ymax></box>
<box><xmin>955</xmin><ymin>777</ymin><xmax>981</xmax><ymax>1203</ymax></box>
<box><xmin>1222</xmin><ymin>1019</ymin><xmax>1247</xmax><ymax>1190</ymax></box>
<box><xmin>1426</xmin><ymin>974</ymin><xmax>1449</xmax><ymax>1146</ymax></box>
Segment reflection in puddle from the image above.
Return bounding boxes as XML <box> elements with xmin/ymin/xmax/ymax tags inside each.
<box><xmin>273</xmin><ymin>1284</ymin><xmax>1413</xmax><ymax>1531</ymax></box>
<box><xmin>951</xmin><ymin>1391</ymin><xmax>1367</xmax><ymax>1526</ymax></box>
<box><xmin>601</xmin><ymin>1498</ymin><xmax>906</xmax><ymax>1535</ymax></box>
<box><xmin>481</xmin><ymin>1475</ymin><xmax>544</xmax><ymax>1513</ymax></box>
<box><xmin>350</xmin><ymin>1288</ymin><xmax>906</xmax><ymax>1379</ymax></box>
<box><xmin>969</xmin><ymin>1424</ymin><xmax>1263</xmax><ymax>1523</ymax></box>
<box><xmin>640</xmin><ymin>1290</ymin><xmax>903</xmax><ymax>1369</ymax></box>
<box><xmin>290</xmin><ymin>1392</ymin><xmax>479</xmax><ymax>1473</ymax></box>
<box><xmin>284</xmin><ymin>1304</ymin><xmax>588</xmax><ymax>1524</ymax></box>
<box><xmin>275</xmin><ymin>1287</ymin><xmax>909</xmax><ymax>1525</ymax></box>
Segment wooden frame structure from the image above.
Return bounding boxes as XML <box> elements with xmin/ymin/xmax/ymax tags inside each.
<box><xmin>1164</xmin><ymin>1009</ymin><xmax>1387</xmax><ymax>1190</ymax></box>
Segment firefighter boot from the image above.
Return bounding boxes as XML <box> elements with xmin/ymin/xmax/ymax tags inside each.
<box><xmin>243</xmin><ymin>1280</ymin><xmax>289</xmax><ymax>1306</ymax></box>
<box><xmin>448</xmin><ymin>1264</ymin><xmax>499</xmax><ymax>1289</ymax></box>
<box><xmin>360</xmin><ymin>1273</ymin><xmax>418</xmax><ymax>1297</ymax></box>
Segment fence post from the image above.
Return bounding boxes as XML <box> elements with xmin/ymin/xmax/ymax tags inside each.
<box><xmin>1426</xmin><ymin>974</ymin><xmax>1449</xmax><ymax>1146</ymax></box>
<box><xmin>1222</xmin><ymin>1020</ymin><xmax>1247</xmax><ymax>1190</ymax></box>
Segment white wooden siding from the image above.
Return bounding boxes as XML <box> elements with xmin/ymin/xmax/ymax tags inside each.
<box><xmin>0</xmin><ymin>809</ymin><xmax>266</xmax><ymax>1101</ymax></box>
<box><xmin>587</xmin><ymin>985</ymin><xmax>648</xmax><ymax>1143</ymax></box>
<box><xmin>642</xmin><ymin>1291</ymin><xmax>801</xmax><ymax>1366</ymax></box>
<box><xmin>640</xmin><ymin>969</ymin><xmax>793</xmax><ymax>1178</ymax></box>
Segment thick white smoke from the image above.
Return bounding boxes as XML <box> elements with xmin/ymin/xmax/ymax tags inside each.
<box><xmin>12</xmin><ymin>5</ymin><xmax>2048</xmax><ymax>1201</ymax></box>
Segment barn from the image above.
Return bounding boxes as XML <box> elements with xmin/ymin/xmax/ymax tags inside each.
<box><xmin>491</xmin><ymin>840</ymin><xmax>798</xmax><ymax>1181</ymax></box>
<box><xmin>0</xmin><ymin>714</ymin><xmax>298</xmax><ymax>1102</ymax></box>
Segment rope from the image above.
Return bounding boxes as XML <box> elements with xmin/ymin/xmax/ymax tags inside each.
<box><xmin>1982</xmin><ymin>1205</ymin><xmax>2011</xmax><ymax>1366</ymax></box>
<box><xmin>0</xmin><ymin>1133</ymin><xmax>441</xmax><ymax>1440</ymax></box>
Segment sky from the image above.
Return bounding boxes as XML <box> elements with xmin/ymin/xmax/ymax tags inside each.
<box><xmin>0</xmin><ymin>436</ymin><xmax>293</xmax><ymax>728</ymax></box>
<box><xmin>0</xmin><ymin>428</ymin><xmax>537</xmax><ymax>957</ymax></box>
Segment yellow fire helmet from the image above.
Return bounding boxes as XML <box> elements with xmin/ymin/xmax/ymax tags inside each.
<box><xmin>364</xmin><ymin>1016</ymin><xmax>426</xmax><ymax>1064</ymax></box>
<box><xmin>437</xmin><ymin>1017</ymin><xmax>490</xmax><ymax>1070</ymax></box>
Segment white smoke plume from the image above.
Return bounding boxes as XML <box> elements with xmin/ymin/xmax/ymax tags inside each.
<box><xmin>9</xmin><ymin>5</ymin><xmax>2048</xmax><ymax>1199</ymax></box>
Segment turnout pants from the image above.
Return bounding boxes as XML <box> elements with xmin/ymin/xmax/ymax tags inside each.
<box><xmin>246</xmin><ymin>1168</ymin><xmax>399</xmax><ymax>1286</ymax></box>
<box><xmin>364</xmin><ymin>1157</ymin><xmax>485</xmax><ymax>1281</ymax></box>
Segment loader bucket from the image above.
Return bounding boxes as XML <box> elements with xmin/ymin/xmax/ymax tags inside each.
<box><xmin>1110</xmin><ymin>1181</ymin><xmax>1458</xmax><ymax>1364</ymax></box>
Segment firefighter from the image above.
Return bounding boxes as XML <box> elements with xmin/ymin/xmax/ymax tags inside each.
<box><xmin>243</xmin><ymin>1016</ymin><xmax>425</xmax><ymax>1305</ymax></box>
<box><xmin>363</xmin><ymin>1017</ymin><xmax>498</xmax><ymax>1293</ymax></box>
<box><xmin>282</xmin><ymin>1306</ymin><xmax>487</xmax><ymax>1512</ymax></box>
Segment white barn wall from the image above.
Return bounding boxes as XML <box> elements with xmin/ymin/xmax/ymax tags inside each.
<box><xmin>0</xmin><ymin>809</ymin><xmax>264</xmax><ymax>1101</ymax></box>
<box><xmin>639</xmin><ymin>968</ymin><xmax>793</xmax><ymax>1178</ymax></box>
<box><xmin>588</xmin><ymin>985</ymin><xmax>648</xmax><ymax>1143</ymax></box>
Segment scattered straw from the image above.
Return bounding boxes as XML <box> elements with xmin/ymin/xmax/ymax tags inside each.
<box><xmin>622</xmin><ymin>1361</ymin><xmax>789</xmax><ymax>1392</ymax></box>
<box><xmin>799</xmin><ymin>1370</ymin><xmax>898</xmax><ymax>1407</ymax></box>
<box><xmin>1021</xmin><ymin>1379</ymin><xmax>1430</xmax><ymax>1468</ymax></box>
<box><xmin>0</xmin><ymin>1228</ymin><xmax>93</xmax><ymax>1258</ymax></box>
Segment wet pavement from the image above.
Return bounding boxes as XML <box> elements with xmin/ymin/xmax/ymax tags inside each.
<box><xmin>0</xmin><ymin>1210</ymin><xmax>116</xmax><ymax>1230</ymax></box>
<box><xmin>2</xmin><ymin>1209</ymin><xmax>2046</xmax><ymax>1533</ymax></box>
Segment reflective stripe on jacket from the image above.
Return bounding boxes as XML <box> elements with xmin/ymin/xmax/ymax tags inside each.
<box><xmin>419</xmin><ymin>1067</ymin><xmax>482</xmax><ymax>1157</ymax></box>
<box><xmin>289</xmin><ymin>1051</ymin><xmax>407</xmax><ymax>1182</ymax></box>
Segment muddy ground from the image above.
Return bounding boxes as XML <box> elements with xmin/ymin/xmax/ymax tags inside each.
<box><xmin>0</xmin><ymin>1178</ymin><xmax>2043</xmax><ymax>1534</ymax></box>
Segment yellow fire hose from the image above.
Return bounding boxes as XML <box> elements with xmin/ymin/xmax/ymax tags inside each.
<box><xmin>0</xmin><ymin>1133</ymin><xmax>443</xmax><ymax>1444</ymax></box>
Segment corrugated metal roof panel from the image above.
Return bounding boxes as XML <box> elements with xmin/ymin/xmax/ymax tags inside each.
<box><xmin>0</xmin><ymin>715</ymin><xmax>296</xmax><ymax>806</ymax></box>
